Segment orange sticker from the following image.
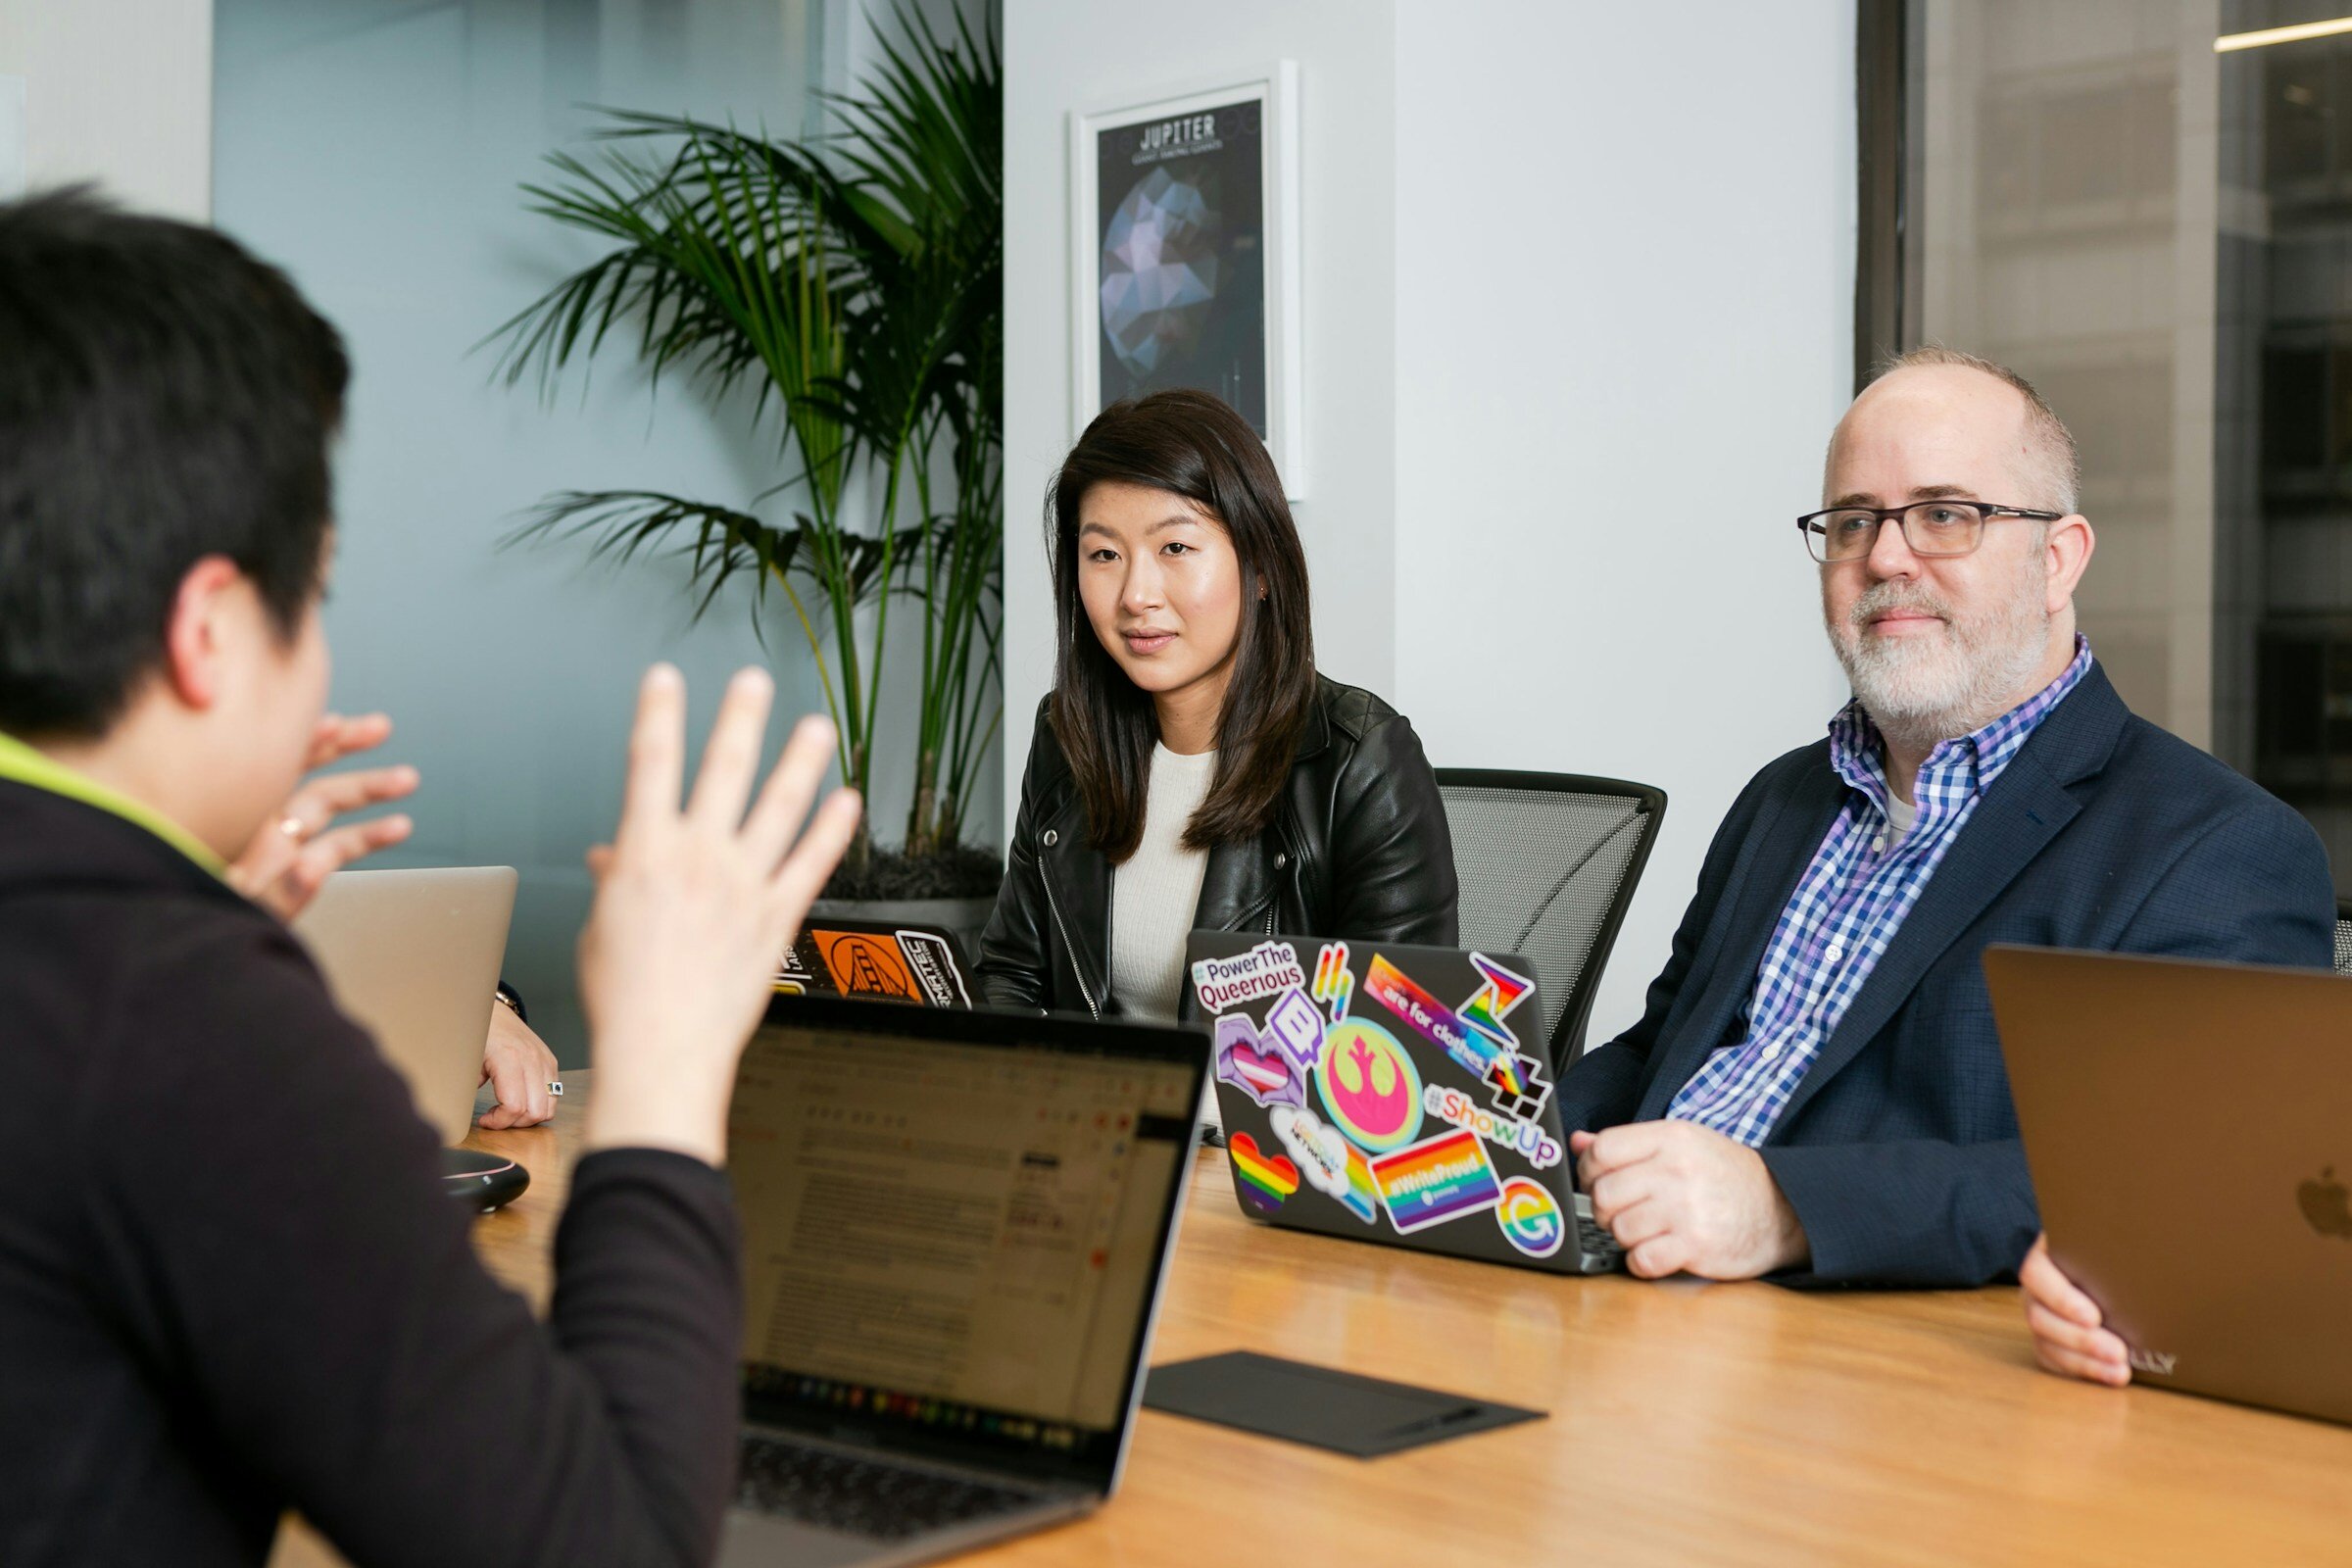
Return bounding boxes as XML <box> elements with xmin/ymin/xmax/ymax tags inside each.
<box><xmin>810</xmin><ymin>929</ymin><xmax>920</xmax><ymax>1002</ymax></box>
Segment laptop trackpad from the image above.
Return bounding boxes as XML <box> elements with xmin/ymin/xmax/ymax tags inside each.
<box><xmin>714</xmin><ymin>1508</ymin><xmax>878</xmax><ymax>1568</ymax></box>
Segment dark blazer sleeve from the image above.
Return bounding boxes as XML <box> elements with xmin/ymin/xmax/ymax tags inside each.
<box><xmin>1762</xmin><ymin>794</ymin><xmax>2337</xmax><ymax>1287</ymax></box>
<box><xmin>972</xmin><ymin>699</ymin><xmax>1056</xmax><ymax>1011</ymax></box>
<box><xmin>1557</xmin><ymin>761</ymin><xmax>1777</xmax><ymax>1133</ymax></box>
<box><xmin>89</xmin><ymin>920</ymin><xmax>740</xmax><ymax>1568</ymax></box>
<box><xmin>1326</xmin><ymin>711</ymin><xmax>1458</xmax><ymax>947</ymax></box>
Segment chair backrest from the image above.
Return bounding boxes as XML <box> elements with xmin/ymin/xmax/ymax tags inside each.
<box><xmin>2334</xmin><ymin>899</ymin><xmax>2352</xmax><ymax>977</ymax></box>
<box><xmin>1435</xmin><ymin>768</ymin><xmax>1667</xmax><ymax>1062</ymax></box>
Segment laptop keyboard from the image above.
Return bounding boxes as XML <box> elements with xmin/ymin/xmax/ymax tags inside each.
<box><xmin>736</xmin><ymin>1433</ymin><xmax>1044</xmax><ymax>1541</ymax></box>
<box><xmin>1571</xmin><ymin>1194</ymin><xmax>1626</xmax><ymax>1266</ymax></box>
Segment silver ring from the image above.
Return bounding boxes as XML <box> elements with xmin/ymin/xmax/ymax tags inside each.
<box><xmin>547</xmin><ymin>1081</ymin><xmax>564</xmax><ymax>1097</ymax></box>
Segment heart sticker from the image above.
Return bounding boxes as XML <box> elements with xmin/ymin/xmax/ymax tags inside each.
<box><xmin>1229</xmin><ymin>1133</ymin><xmax>1299</xmax><ymax>1215</ymax></box>
<box><xmin>1214</xmin><ymin>1013</ymin><xmax>1306</xmax><ymax>1109</ymax></box>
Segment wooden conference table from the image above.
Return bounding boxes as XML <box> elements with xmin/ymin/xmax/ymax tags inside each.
<box><xmin>285</xmin><ymin>1071</ymin><xmax>2352</xmax><ymax>1567</ymax></box>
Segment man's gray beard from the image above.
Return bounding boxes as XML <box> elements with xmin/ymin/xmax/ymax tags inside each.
<box><xmin>1828</xmin><ymin>565</ymin><xmax>2053</xmax><ymax>751</ymax></box>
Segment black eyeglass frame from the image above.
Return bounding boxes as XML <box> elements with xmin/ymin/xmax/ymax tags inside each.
<box><xmin>1795</xmin><ymin>500</ymin><xmax>2066</xmax><ymax>564</ymax></box>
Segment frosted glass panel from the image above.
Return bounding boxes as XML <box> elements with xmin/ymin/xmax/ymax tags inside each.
<box><xmin>213</xmin><ymin>0</ymin><xmax>831</xmax><ymax>1062</ymax></box>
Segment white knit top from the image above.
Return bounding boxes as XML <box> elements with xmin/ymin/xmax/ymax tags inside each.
<box><xmin>1108</xmin><ymin>743</ymin><xmax>1219</xmax><ymax>1022</ymax></box>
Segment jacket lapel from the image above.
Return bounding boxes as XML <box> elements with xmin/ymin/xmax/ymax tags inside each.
<box><xmin>1185</xmin><ymin>692</ymin><xmax>1328</xmax><ymax>936</ymax></box>
<box><xmin>1634</xmin><ymin>761</ymin><xmax>1849</xmax><ymax>1119</ymax></box>
<box><xmin>1039</xmin><ymin>790</ymin><xmax>1113</xmax><ymax>1009</ymax></box>
<box><xmin>1764</xmin><ymin>664</ymin><xmax>2127</xmax><ymax>1134</ymax></box>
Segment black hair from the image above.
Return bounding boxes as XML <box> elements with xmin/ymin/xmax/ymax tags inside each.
<box><xmin>0</xmin><ymin>188</ymin><xmax>349</xmax><ymax>736</ymax></box>
<box><xmin>1046</xmin><ymin>389</ymin><xmax>1316</xmax><ymax>860</ymax></box>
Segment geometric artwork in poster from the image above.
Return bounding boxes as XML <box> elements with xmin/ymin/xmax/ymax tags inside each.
<box><xmin>1069</xmin><ymin>63</ymin><xmax>1303</xmax><ymax>494</ymax></box>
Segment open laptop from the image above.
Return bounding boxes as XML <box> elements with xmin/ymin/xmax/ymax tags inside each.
<box><xmin>294</xmin><ymin>865</ymin><xmax>517</xmax><ymax>1144</ymax></box>
<box><xmin>778</xmin><ymin>916</ymin><xmax>976</xmax><ymax>1007</ymax></box>
<box><xmin>716</xmin><ymin>994</ymin><xmax>1203</xmax><ymax>1566</ymax></box>
<box><xmin>1985</xmin><ymin>945</ymin><xmax>2352</xmax><ymax>1425</ymax></box>
<box><xmin>1182</xmin><ymin>932</ymin><xmax>1622</xmax><ymax>1275</ymax></box>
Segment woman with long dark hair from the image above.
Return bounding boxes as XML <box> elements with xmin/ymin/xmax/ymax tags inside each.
<box><xmin>975</xmin><ymin>389</ymin><xmax>1456</xmax><ymax>1031</ymax></box>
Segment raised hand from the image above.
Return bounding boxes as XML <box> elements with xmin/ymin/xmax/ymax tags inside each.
<box><xmin>226</xmin><ymin>712</ymin><xmax>417</xmax><ymax>920</ymax></box>
<box><xmin>576</xmin><ymin>665</ymin><xmax>861</xmax><ymax>1165</ymax></box>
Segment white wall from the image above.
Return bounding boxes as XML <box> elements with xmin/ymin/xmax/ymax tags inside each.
<box><xmin>1005</xmin><ymin>0</ymin><xmax>1856</xmax><ymax>1042</ymax></box>
<box><xmin>1392</xmin><ymin>1</ymin><xmax>1855</xmax><ymax>1040</ymax></box>
<box><xmin>0</xmin><ymin>0</ymin><xmax>214</xmax><ymax>219</ymax></box>
<box><xmin>1002</xmin><ymin>0</ymin><xmax>1400</xmax><ymax>759</ymax></box>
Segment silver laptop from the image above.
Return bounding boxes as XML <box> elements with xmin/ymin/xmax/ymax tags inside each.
<box><xmin>1986</xmin><ymin>945</ymin><xmax>2352</xmax><ymax>1425</ymax></box>
<box><xmin>294</xmin><ymin>866</ymin><xmax>517</xmax><ymax>1145</ymax></box>
<box><xmin>716</xmin><ymin>995</ymin><xmax>1203</xmax><ymax>1566</ymax></box>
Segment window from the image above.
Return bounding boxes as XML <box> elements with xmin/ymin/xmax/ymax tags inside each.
<box><xmin>1861</xmin><ymin>0</ymin><xmax>2352</xmax><ymax>890</ymax></box>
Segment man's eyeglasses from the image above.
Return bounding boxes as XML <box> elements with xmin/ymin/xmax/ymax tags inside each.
<box><xmin>1796</xmin><ymin>500</ymin><xmax>2065</xmax><ymax>564</ymax></box>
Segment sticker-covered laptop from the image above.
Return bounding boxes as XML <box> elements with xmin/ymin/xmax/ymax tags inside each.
<box><xmin>1182</xmin><ymin>933</ymin><xmax>1623</xmax><ymax>1274</ymax></box>
<box><xmin>775</xmin><ymin>915</ymin><xmax>975</xmax><ymax>1008</ymax></box>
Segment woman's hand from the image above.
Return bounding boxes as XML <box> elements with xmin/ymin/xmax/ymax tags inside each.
<box><xmin>226</xmin><ymin>712</ymin><xmax>417</xmax><ymax>921</ymax></box>
<box><xmin>2022</xmin><ymin>1234</ymin><xmax>2131</xmax><ymax>1386</ymax></box>
<box><xmin>476</xmin><ymin>1001</ymin><xmax>562</xmax><ymax>1129</ymax></box>
<box><xmin>577</xmin><ymin>666</ymin><xmax>860</xmax><ymax>1165</ymax></box>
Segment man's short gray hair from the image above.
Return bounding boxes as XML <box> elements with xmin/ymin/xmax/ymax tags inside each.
<box><xmin>1852</xmin><ymin>344</ymin><xmax>2082</xmax><ymax>516</ymax></box>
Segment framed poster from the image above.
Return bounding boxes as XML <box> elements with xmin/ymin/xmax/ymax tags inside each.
<box><xmin>1070</xmin><ymin>63</ymin><xmax>1303</xmax><ymax>495</ymax></box>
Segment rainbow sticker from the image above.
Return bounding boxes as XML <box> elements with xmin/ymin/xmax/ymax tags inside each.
<box><xmin>1316</xmin><ymin>1018</ymin><xmax>1424</xmax><ymax>1153</ymax></box>
<box><xmin>1495</xmin><ymin>1176</ymin><xmax>1566</xmax><ymax>1258</ymax></box>
<box><xmin>1229</xmin><ymin>1133</ymin><xmax>1299</xmax><ymax>1215</ymax></box>
<box><xmin>1369</xmin><ymin>1129</ymin><xmax>1503</xmax><ymax>1234</ymax></box>
<box><xmin>1459</xmin><ymin>952</ymin><xmax>1535</xmax><ymax>1047</ymax></box>
<box><xmin>1340</xmin><ymin>1145</ymin><xmax>1380</xmax><ymax>1225</ymax></box>
<box><xmin>1312</xmin><ymin>941</ymin><xmax>1354</xmax><ymax>1023</ymax></box>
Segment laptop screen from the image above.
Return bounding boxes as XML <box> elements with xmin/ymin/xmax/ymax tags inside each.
<box><xmin>727</xmin><ymin>1017</ymin><xmax>1198</xmax><ymax>1482</ymax></box>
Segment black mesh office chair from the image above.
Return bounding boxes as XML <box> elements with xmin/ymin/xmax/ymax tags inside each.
<box><xmin>2334</xmin><ymin>899</ymin><xmax>2352</xmax><ymax>977</ymax></box>
<box><xmin>1435</xmin><ymin>769</ymin><xmax>1667</xmax><ymax>1063</ymax></box>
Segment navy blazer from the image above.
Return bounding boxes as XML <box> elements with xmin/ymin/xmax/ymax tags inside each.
<box><xmin>1558</xmin><ymin>662</ymin><xmax>2334</xmax><ymax>1287</ymax></box>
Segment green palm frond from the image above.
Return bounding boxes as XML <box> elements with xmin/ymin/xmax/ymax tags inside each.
<box><xmin>487</xmin><ymin>2</ymin><xmax>1002</xmax><ymax>860</ymax></box>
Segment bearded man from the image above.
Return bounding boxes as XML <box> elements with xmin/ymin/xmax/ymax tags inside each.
<box><xmin>1559</xmin><ymin>346</ymin><xmax>2333</xmax><ymax>1288</ymax></box>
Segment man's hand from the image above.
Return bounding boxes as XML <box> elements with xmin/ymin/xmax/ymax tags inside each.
<box><xmin>2022</xmin><ymin>1234</ymin><xmax>2130</xmax><ymax>1386</ymax></box>
<box><xmin>476</xmin><ymin>1002</ymin><xmax>561</xmax><ymax>1130</ymax></box>
<box><xmin>1571</xmin><ymin>1119</ymin><xmax>1809</xmax><ymax>1279</ymax></box>
<box><xmin>226</xmin><ymin>712</ymin><xmax>418</xmax><ymax>921</ymax></box>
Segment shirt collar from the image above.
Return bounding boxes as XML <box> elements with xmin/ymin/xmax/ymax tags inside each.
<box><xmin>0</xmin><ymin>731</ymin><xmax>228</xmax><ymax>878</ymax></box>
<box><xmin>1830</xmin><ymin>633</ymin><xmax>2095</xmax><ymax>805</ymax></box>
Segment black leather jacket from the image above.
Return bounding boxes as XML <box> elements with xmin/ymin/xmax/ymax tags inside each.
<box><xmin>974</xmin><ymin>676</ymin><xmax>1458</xmax><ymax>1016</ymax></box>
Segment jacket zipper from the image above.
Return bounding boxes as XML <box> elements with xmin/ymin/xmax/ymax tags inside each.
<box><xmin>1040</xmin><ymin>871</ymin><xmax>1101</xmax><ymax>1019</ymax></box>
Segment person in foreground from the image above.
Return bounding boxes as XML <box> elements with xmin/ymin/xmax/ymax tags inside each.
<box><xmin>975</xmin><ymin>389</ymin><xmax>1456</xmax><ymax>1026</ymax></box>
<box><xmin>219</xmin><ymin>706</ymin><xmax>564</xmax><ymax>1130</ymax></box>
<box><xmin>0</xmin><ymin>191</ymin><xmax>861</xmax><ymax>1566</ymax></box>
<box><xmin>1560</xmin><ymin>345</ymin><xmax>2333</xmax><ymax>1287</ymax></box>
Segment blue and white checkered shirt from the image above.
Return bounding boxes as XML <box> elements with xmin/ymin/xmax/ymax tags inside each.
<box><xmin>1665</xmin><ymin>635</ymin><xmax>2095</xmax><ymax>1147</ymax></box>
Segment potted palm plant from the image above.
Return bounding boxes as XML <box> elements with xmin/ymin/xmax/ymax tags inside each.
<box><xmin>488</xmin><ymin>7</ymin><xmax>1004</xmax><ymax>937</ymax></box>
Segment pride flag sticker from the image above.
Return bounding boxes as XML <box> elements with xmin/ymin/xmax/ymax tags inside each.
<box><xmin>1367</xmin><ymin>1129</ymin><xmax>1503</xmax><ymax>1235</ymax></box>
<box><xmin>1229</xmin><ymin>1133</ymin><xmax>1300</xmax><ymax>1215</ymax></box>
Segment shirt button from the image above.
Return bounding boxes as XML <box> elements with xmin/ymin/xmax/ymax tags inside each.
<box><xmin>1825</xmin><ymin>942</ymin><xmax>1845</xmax><ymax>962</ymax></box>
<box><xmin>1763</xmin><ymin>1042</ymin><xmax>1785</xmax><ymax>1062</ymax></box>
